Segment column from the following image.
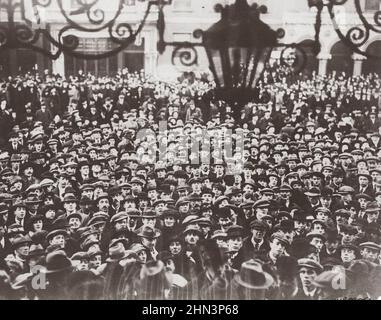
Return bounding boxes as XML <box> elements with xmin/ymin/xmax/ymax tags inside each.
<box><xmin>52</xmin><ymin>52</ymin><xmax>65</xmax><ymax>77</ymax></box>
<box><xmin>352</xmin><ymin>53</ymin><xmax>367</xmax><ymax>77</ymax></box>
<box><xmin>50</xmin><ymin>30</ymin><xmax>65</xmax><ymax>77</ymax></box>
<box><xmin>117</xmin><ymin>51</ymin><xmax>123</xmax><ymax>70</ymax></box>
<box><xmin>317</xmin><ymin>53</ymin><xmax>331</xmax><ymax>76</ymax></box>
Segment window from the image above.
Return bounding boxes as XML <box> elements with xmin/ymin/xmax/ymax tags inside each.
<box><xmin>365</xmin><ymin>0</ymin><xmax>380</xmax><ymax>11</ymax></box>
<box><xmin>173</xmin><ymin>0</ymin><xmax>192</xmax><ymax>11</ymax></box>
<box><xmin>124</xmin><ymin>0</ymin><xmax>136</xmax><ymax>6</ymax></box>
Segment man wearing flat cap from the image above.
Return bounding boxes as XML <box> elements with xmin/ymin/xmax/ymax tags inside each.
<box><xmin>295</xmin><ymin>258</ymin><xmax>323</xmax><ymax>300</ymax></box>
<box><xmin>234</xmin><ymin>220</ymin><xmax>269</xmax><ymax>269</ymax></box>
<box><xmin>359</xmin><ymin>242</ymin><xmax>381</xmax><ymax>263</ymax></box>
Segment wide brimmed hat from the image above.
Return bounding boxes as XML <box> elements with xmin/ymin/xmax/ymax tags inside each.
<box><xmin>46</xmin><ymin>229</ymin><xmax>68</xmax><ymax>241</ymax></box>
<box><xmin>42</xmin><ymin>250</ymin><xmax>73</xmax><ymax>274</ymax></box>
<box><xmin>234</xmin><ymin>259</ymin><xmax>274</xmax><ymax>289</ymax></box>
<box><xmin>136</xmin><ymin>226</ymin><xmax>161</xmax><ymax>239</ymax></box>
<box><xmin>62</xmin><ymin>194</ymin><xmax>78</xmax><ymax>203</ymax></box>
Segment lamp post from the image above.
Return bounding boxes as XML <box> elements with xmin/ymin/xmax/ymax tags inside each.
<box><xmin>201</xmin><ymin>0</ymin><xmax>279</xmax><ymax>105</ymax></box>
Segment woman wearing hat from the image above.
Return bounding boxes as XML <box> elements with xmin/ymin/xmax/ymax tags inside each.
<box><xmin>25</xmin><ymin>214</ymin><xmax>45</xmax><ymax>238</ymax></box>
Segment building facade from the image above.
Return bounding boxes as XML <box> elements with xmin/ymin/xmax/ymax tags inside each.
<box><xmin>0</xmin><ymin>0</ymin><xmax>380</xmax><ymax>79</ymax></box>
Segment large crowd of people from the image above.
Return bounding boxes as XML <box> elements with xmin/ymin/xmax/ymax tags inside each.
<box><xmin>0</xmin><ymin>66</ymin><xmax>380</xmax><ymax>300</ymax></box>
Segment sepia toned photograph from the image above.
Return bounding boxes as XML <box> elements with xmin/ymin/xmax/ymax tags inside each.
<box><xmin>0</xmin><ymin>0</ymin><xmax>380</xmax><ymax>303</ymax></box>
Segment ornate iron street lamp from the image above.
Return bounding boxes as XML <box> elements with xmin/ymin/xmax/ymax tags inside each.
<box><xmin>0</xmin><ymin>0</ymin><xmax>379</xmax><ymax>101</ymax></box>
<box><xmin>201</xmin><ymin>0</ymin><xmax>279</xmax><ymax>101</ymax></box>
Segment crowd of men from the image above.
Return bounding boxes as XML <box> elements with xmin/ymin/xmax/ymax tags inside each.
<box><xmin>0</xmin><ymin>67</ymin><xmax>380</xmax><ymax>300</ymax></box>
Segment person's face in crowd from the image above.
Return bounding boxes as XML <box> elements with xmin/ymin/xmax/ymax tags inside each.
<box><xmin>217</xmin><ymin>198</ymin><xmax>229</xmax><ymax>208</ymax></box>
<box><xmin>322</xmin><ymin>168</ymin><xmax>332</xmax><ymax>179</ymax></box>
<box><xmin>16</xmin><ymin>244</ymin><xmax>29</xmax><ymax>258</ymax></box>
<box><xmin>131</xmin><ymin>182</ymin><xmax>142</xmax><ymax>193</ymax></box>
<box><xmin>142</xmin><ymin>237</ymin><xmax>157</xmax><ymax>249</ymax></box>
<box><xmin>341</xmin><ymin>230</ymin><xmax>356</xmax><ymax>243</ymax></box>
<box><xmin>316</xmin><ymin>210</ymin><xmax>329</xmax><ymax>222</ymax></box>
<box><xmin>214</xmin><ymin>165</ymin><xmax>224</xmax><ymax>177</ymax></box>
<box><xmin>360</xmin><ymin>247</ymin><xmax>379</xmax><ymax>263</ymax></box>
<box><xmin>280</xmin><ymin>190</ymin><xmax>291</xmax><ymax>200</ymax></box>
<box><xmin>82</xmin><ymin>189</ymin><xmax>94</xmax><ymax>200</ymax></box>
<box><xmin>332</xmin><ymin>174</ymin><xmax>343</xmax><ymax>186</ymax></box>
<box><xmin>178</xmin><ymin>203</ymin><xmax>189</xmax><ymax>215</ymax></box>
<box><xmin>142</xmin><ymin>217</ymin><xmax>156</xmax><ymax>229</ymax></box>
<box><xmin>228</xmin><ymin>235</ymin><xmax>243</xmax><ymax>252</ymax></box>
<box><xmin>320</xmin><ymin>196</ymin><xmax>332</xmax><ymax>209</ymax></box>
<box><xmin>299</xmin><ymin>267</ymin><xmax>317</xmax><ymax>290</ymax></box>
<box><xmin>164</xmin><ymin>216</ymin><xmax>175</xmax><ymax>228</ymax></box>
<box><xmin>89</xmin><ymin>150</ymin><xmax>97</xmax><ymax>160</ymax></box>
<box><xmin>202</xmin><ymin>193</ymin><xmax>213</xmax><ymax>204</ymax></box>
<box><xmin>115</xmin><ymin>218</ymin><xmax>128</xmax><ymax>231</ymax></box>
<box><xmin>310</xmin><ymin>237</ymin><xmax>324</xmax><ymax>252</ymax></box>
<box><xmin>367</xmin><ymin>211</ymin><xmax>379</xmax><ymax>223</ymax></box>
<box><xmin>64</xmin><ymin>201</ymin><xmax>77</xmax><ymax>213</ymax></box>
<box><xmin>359</xmin><ymin>176</ymin><xmax>369</xmax><ymax>187</ymax></box>
<box><xmin>156</xmin><ymin>169</ymin><xmax>166</xmax><ymax>179</ymax></box>
<box><xmin>270</xmin><ymin>238</ymin><xmax>286</xmax><ymax>258</ymax></box>
<box><xmin>191</xmin><ymin>182</ymin><xmax>202</xmax><ymax>194</ymax></box>
<box><xmin>14</xmin><ymin>206</ymin><xmax>26</xmax><ymax>220</ymax></box>
<box><xmin>341</xmin><ymin>248</ymin><xmax>356</xmax><ymax>263</ymax></box>
<box><xmin>50</xmin><ymin>234</ymin><xmax>66</xmax><ymax>248</ymax></box>
<box><xmin>68</xmin><ymin>217</ymin><xmax>81</xmax><ymax>231</ymax></box>
<box><xmin>80</xmin><ymin>165</ymin><xmax>90</xmax><ymax>177</ymax></box>
<box><xmin>366</xmin><ymin>159</ymin><xmax>377</xmax><ymax>170</ymax></box>
<box><xmin>184</xmin><ymin>230</ymin><xmax>200</xmax><ymax>245</ymax></box>
<box><xmin>231</xmin><ymin>193</ymin><xmax>243</xmax><ymax>205</ymax></box>
<box><xmin>218</xmin><ymin>217</ymin><xmax>232</xmax><ymax>229</ymax></box>
<box><xmin>371</xmin><ymin>170</ymin><xmax>381</xmax><ymax>183</ymax></box>
<box><xmin>98</xmin><ymin>198</ymin><xmax>110</xmax><ymax>213</ymax></box>
<box><xmin>341</xmin><ymin>192</ymin><xmax>352</xmax><ymax>203</ymax></box>
<box><xmin>89</xmin><ymin>254</ymin><xmax>102</xmax><ymax>269</ymax></box>
<box><xmin>169</xmin><ymin>241</ymin><xmax>182</xmax><ymax>255</ymax></box>
<box><xmin>45</xmin><ymin>209</ymin><xmax>56</xmax><ymax>220</ymax></box>
<box><xmin>148</xmin><ymin>189</ymin><xmax>158</xmax><ymax>200</ymax></box>
<box><xmin>251</xmin><ymin>227</ymin><xmax>265</xmax><ymax>241</ymax></box>
<box><xmin>155</xmin><ymin>202</ymin><xmax>165</xmax><ymax>214</ymax></box>
<box><xmin>357</xmin><ymin>197</ymin><xmax>368</xmax><ymax>210</ymax></box>
<box><xmin>34</xmin><ymin>141</ymin><xmax>43</xmax><ymax>153</ymax></box>
<box><xmin>310</xmin><ymin>175</ymin><xmax>322</xmax><ymax>187</ymax></box>
<box><xmin>137</xmin><ymin>249</ymin><xmax>147</xmax><ymax>264</ymax></box>
<box><xmin>213</xmin><ymin>187</ymin><xmax>223</xmax><ymax>197</ymax></box>
<box><xmin>33</xmin><ymin>219</ymin><xmax>43</xmax><ymax>232</ymax></box>
<box><xmin>312</xmin><ymin>223</ymin><xmax>325</xmax><ymax>235</ymax></box>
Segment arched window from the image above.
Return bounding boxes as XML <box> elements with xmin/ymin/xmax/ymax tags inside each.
<box><xmin>327</xmin><ymin>41</ymin><xmax>354</xmax><ymax>76</ymax></box>
<box><xmin>363</xmin><ymin>41</ymin><xmax>381</xmax><ymax>76</ymax></box>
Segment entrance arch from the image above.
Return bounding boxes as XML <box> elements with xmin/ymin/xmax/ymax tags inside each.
<box><xmin>327</xmin><ymin>41</ymin><xmax>354</xmax><ymax>76</ymax></box>
<box><xmin>363</xmin><ymin>41</ymin><xmax>381</xmax><ymax>76</ymax></box>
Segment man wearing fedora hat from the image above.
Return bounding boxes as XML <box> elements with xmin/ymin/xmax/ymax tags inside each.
<box><xmin>136</xmin><ymin>226</ymin><xmax>161</xmax><ymax>261</ymax></box>
<box><xmin>232</xmin><ymin>259</ymin><xmax>274</xmax><ymax>300</ymax></box>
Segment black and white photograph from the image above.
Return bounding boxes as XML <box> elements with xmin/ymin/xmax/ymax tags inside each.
<box><xmin>0</xmin><ymin>0</ymin><xmax>380</xmax><ymax>303</ymax></box>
